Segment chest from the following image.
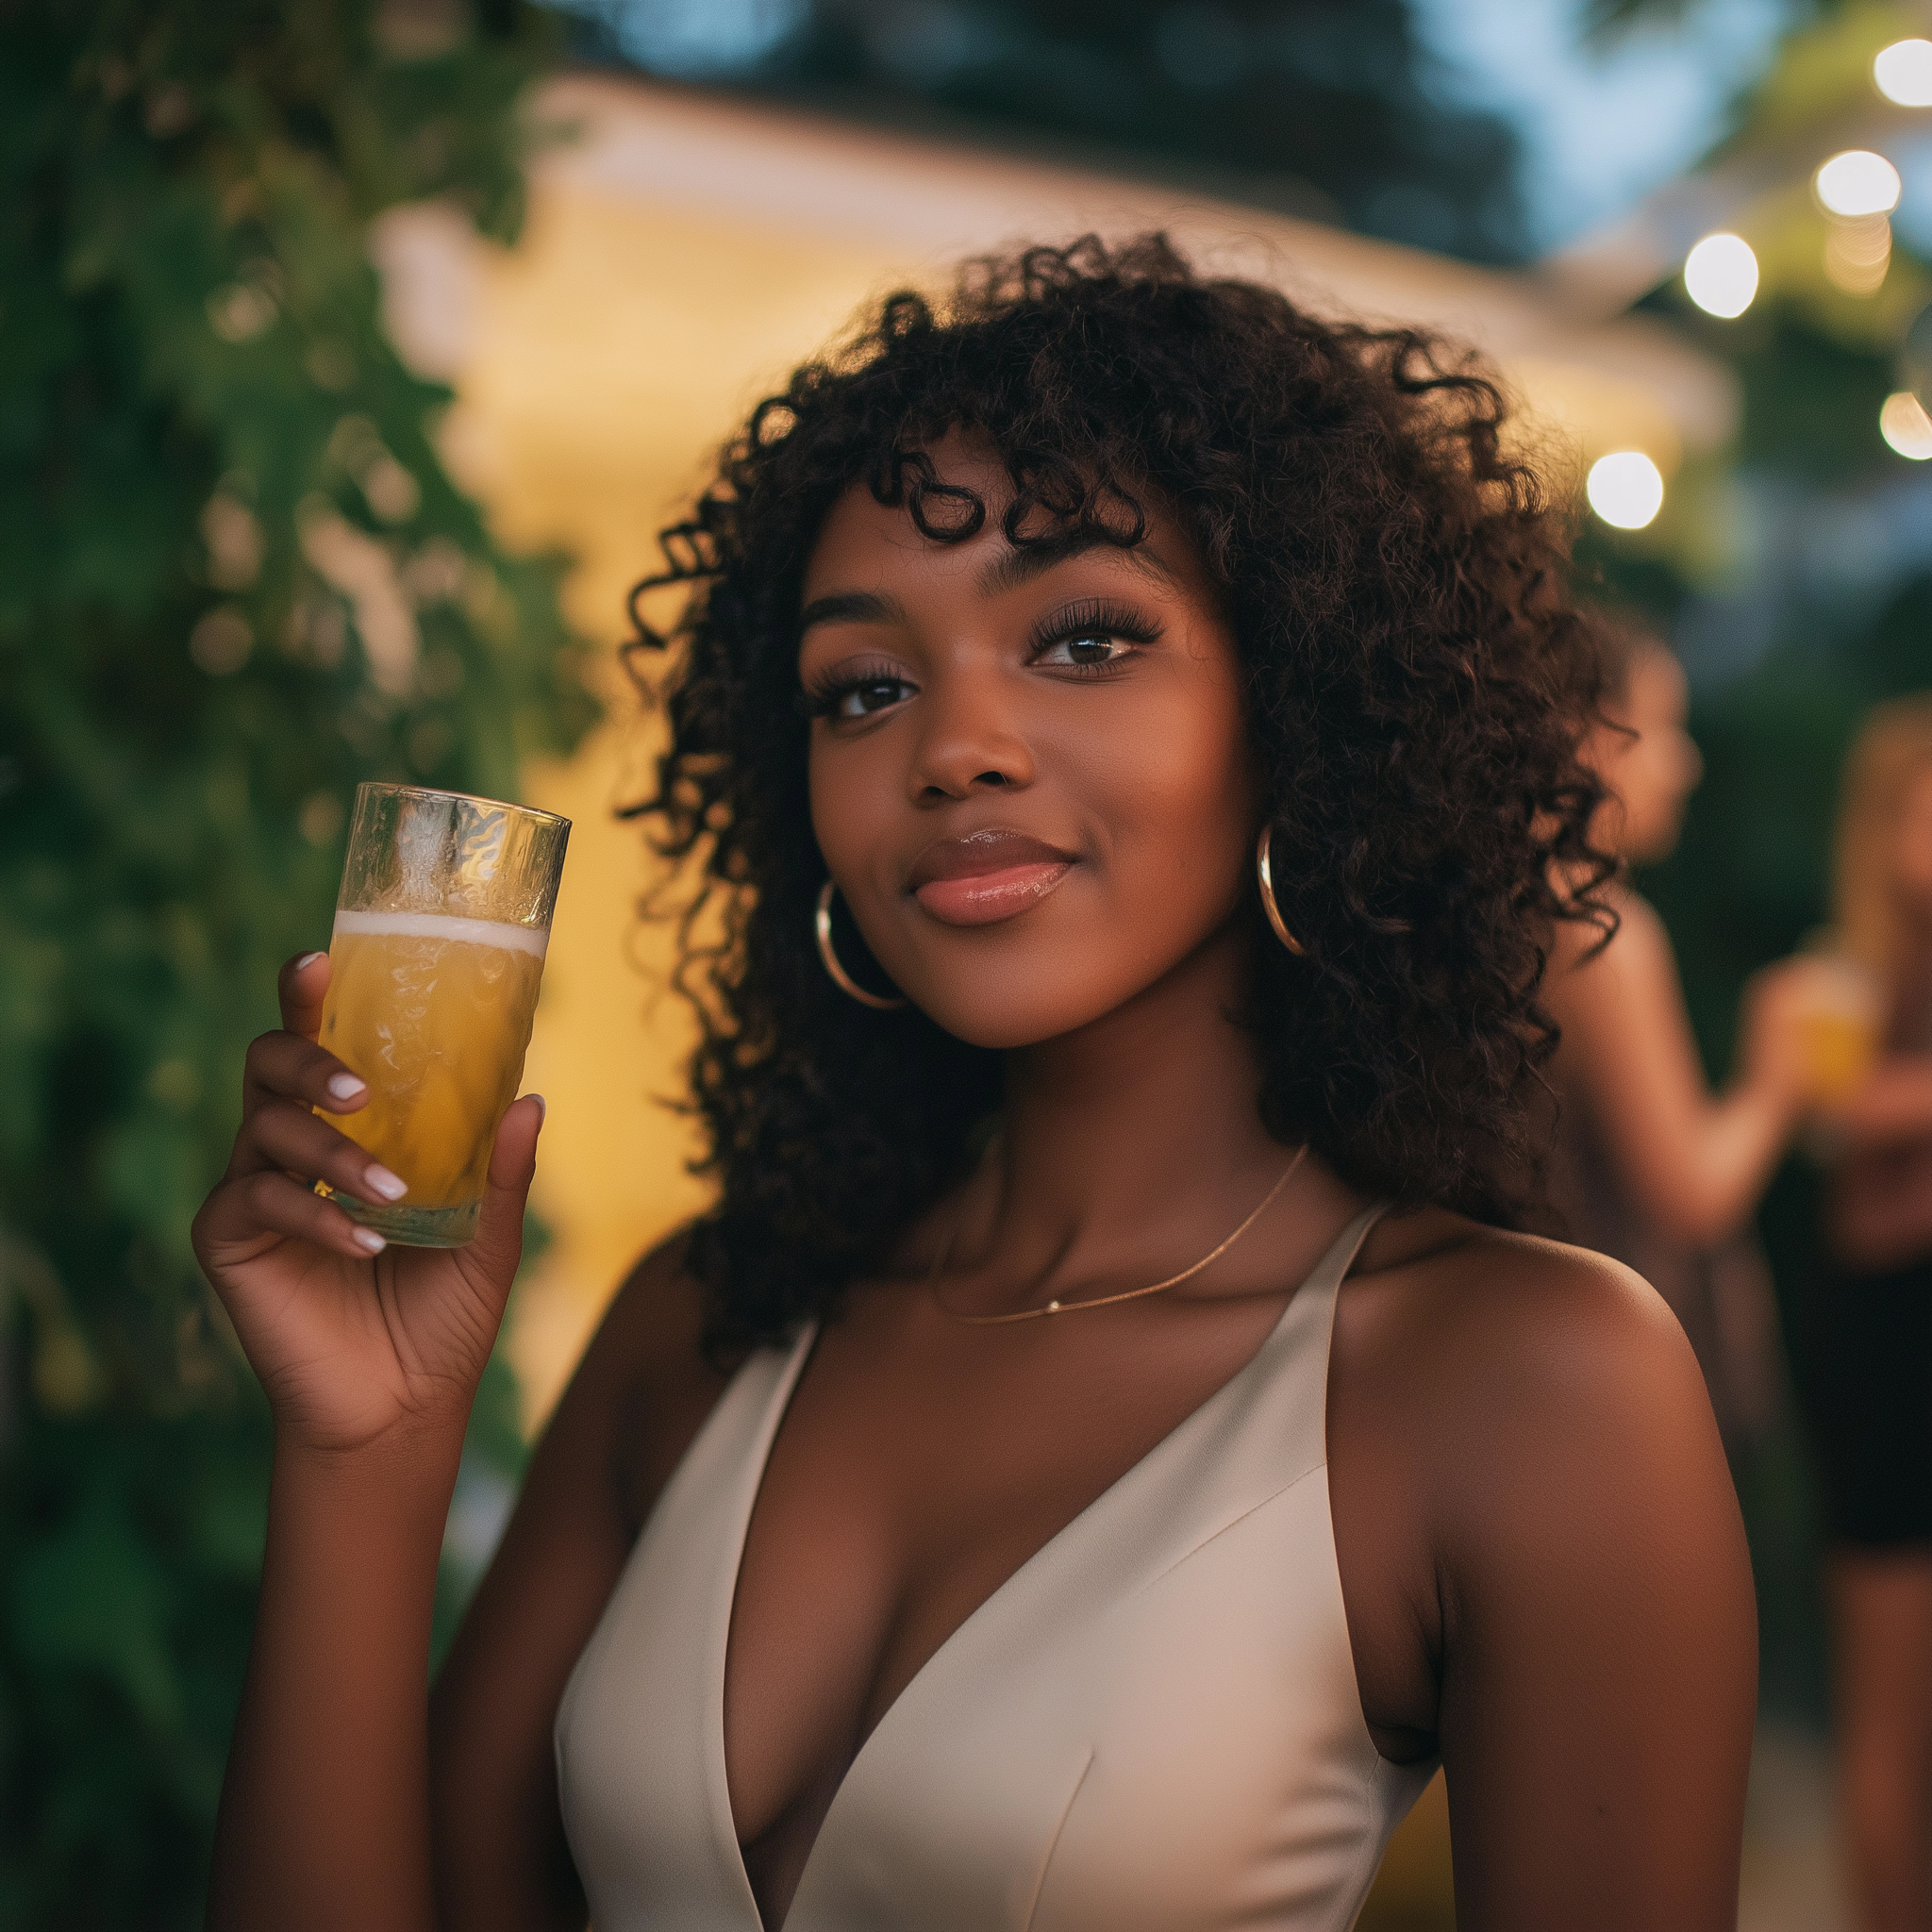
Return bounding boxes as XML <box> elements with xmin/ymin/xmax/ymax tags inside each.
<box><xmin>555</xmin><ymin>1224</ymin><xmax>1439</xmax><ymax>1932</ymax></box>
<box><xmin>722</xmin><ymin>1298</ymin><xmax>1294</xmax><ymax>1856</ymax></box>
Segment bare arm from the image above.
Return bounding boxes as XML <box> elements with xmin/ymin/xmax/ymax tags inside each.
<box><xmin>1333</xmin><ymin>1231</ymin><xmax>1757</xmax><ymax>1931</ymax></box>
<box><xmin>194</xmin><ymin>956</ymin><xmax>543</xmax><ymax>1932</ymax></box>
<box><xmin>1441</xmin><ymin>1254</ymin><xmax>1755</xmax><ymax>1928</ymax></box>
<box><xmin>426</xmin><ymin>1239</ymin><xmax>726</xmax><ymax>1930</ymax></box>
<box><xmin>1544</xmin><ymin>895</ymin><xmax>1807</xmax><ymax>1246</ymax></box>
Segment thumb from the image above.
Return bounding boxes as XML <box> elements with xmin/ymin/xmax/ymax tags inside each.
<box><xmin>463</xmin><ymin>1093</ymin><xmax>545</xmax><ymax>1300</ymax></box>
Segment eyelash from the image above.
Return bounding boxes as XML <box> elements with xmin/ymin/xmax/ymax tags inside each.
<box><xmin>1028</xmin><ymin>598</ymin><xmax>1161</xmax><ymax>672</ymax></box>
<box><xmin>799</xmin><ymin>599</ymin><xmax>1163</xmax><ymax>720</ymax></box>
<box><xmin>800</xmin><ymin>657</ymin><xmax>909</xmax><ymax>721</ymax></box>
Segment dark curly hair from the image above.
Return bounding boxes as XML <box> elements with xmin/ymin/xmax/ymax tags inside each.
<box><xmin>623</xmin><ymin>234</ymin><xmax>1611</xmax><ymax>1355</ymax></box>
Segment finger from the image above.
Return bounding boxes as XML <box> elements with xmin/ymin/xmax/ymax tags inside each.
<box><xmin>242</xmin><ymin>1027</ymin><xmax>369</xmax><ymax>1121</ymax></box>
<box><xmin>278</xmin><ymin>949</ymin><xmax>333</xmax><ymax>1043</ymax></box>
<box><xmin>460</xmin><ymin>1094</ymin><xmax>545</xmax><ymax>1298</ymax></box>
<box><xmin>196</xmin><ymin>1168</ymin><xmax>389</xmax><ymax>1267</ymax></box>
<box><xmin>234</xmin><ymin>1096</ymin><xmax>409</xmax><ymax>1207</ymax></box>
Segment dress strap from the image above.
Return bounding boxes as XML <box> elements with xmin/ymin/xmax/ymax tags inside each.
<box><xmin>1257</xmin><ymin>1200</ymin><xmax>1390</xmax><ymax>1479</ymax></box>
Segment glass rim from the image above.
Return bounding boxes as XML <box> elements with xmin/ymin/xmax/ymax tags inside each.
<box><xmin>353</xmin><ymin>779</ymin><xmax>571</xmax><ymax>831</ymax></box>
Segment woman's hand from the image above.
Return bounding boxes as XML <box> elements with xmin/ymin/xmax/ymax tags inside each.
<box><xmin>1734</xmin><ymin>955</ymin><xmax>1824</xmax><ymax>1110</ymax></box>
<box><xmin>192</xmin><ymin>950</ymin><xmax>542</xmax><ymax>1457</ymax></box>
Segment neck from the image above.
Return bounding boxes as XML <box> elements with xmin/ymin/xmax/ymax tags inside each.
<box><xmin>953</xmin><ymin>923</ymin><xmax>1302</xmax><ymax>1295</ymax></box>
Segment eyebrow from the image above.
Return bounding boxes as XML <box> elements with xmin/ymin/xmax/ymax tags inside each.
<box><xmin>974</xmin><ymin>531</ymin><xmax>1183</xmax><ymax>599</ymax></box>
<box><xmin>797</xmin><ymin>588</ymin><xmax>906</xmax><ymax>633</ymax></box>
<box><xmin>797</xmin><ymin>531</ymin><xmax>1183</xmax><ymax>635</ymax></box>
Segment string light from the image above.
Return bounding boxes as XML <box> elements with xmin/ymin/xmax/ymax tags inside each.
<box><xmin>1683</xmin><ymin>233</ymin><xmax>1758</xmax><ymax>317</ymax></box>
<box><xmin>1874</xmin><ymin>39</ymin><xmax>1932</xmax><ymax>108</ymax></box>
<box><xmin>1824</xmin><ymin>214</ymin><xmax>1892</xmax><ymax>294</ymax></box>
<box><xmin>1879</xmin><ymin>392</ymin><xmax>1932</xmax><ymax>460</ymax></box>
<box><xmin>1815</xmin><ymin>150</ymin><xmax>1902</xmax><ymax>217</ymax></box>
<box><xmin>1586</xmin><ymin>452</ymin><xmax>1665</xmax><ymax>530</ymax></box>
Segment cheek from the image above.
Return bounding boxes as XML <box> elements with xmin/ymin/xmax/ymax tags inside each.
<box><xmin>807</xmin><ymin>730</ymin><xmax>892</xmax><ymax>876</ymax></box>
<box><xmin>1064</xmin><ymin>682</ymin><xmax>1255</xmax><ymax>905</ymax></box>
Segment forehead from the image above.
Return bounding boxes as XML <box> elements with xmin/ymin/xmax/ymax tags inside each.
<box><xmin>800</xmin><ymin>431</ymin><xmax>1203</xmax><ymax>604</ymax></box>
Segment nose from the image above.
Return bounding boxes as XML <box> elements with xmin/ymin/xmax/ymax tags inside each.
<box><xmin>908</xmin><ymin>661</ymin><xmax>1035</xmax><ymax>803</ymax></box>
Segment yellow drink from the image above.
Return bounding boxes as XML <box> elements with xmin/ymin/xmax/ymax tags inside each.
<box><xmin>1796</xmin><ymin>955</ymin><xmax>1881</xmax><ymax>1108</ymax></box>
<box><xmin>1802</xmin><ymin>1005</ymin><xmax>1879</xmax><ymax>1106</ymax></box>
<box><xmin>318</xmin><ymin>910</ymin><xmax>547</xmax><ymax>1243</ymax></box>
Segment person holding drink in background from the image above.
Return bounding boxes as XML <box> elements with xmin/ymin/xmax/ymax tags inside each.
<box><xmin>1541</xmin><ymin>610</ymin><xmax>1825</xmax><ymax>1456</ymax></box>
<box><xmin>1790</xmin><ymin>696</ymin><xmax>1932</xmax><ymax>1932</ymax></box>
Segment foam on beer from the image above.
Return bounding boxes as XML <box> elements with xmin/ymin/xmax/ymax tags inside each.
<box><xmin>331</xmin><ymin>908</ymin><xmax>549</xmax><ymax>958</ymax></box>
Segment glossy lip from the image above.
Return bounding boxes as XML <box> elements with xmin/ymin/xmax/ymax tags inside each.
<box><xmin>908</xmin><ymin>828</ymin><xmax>1077</xmax><ymax>928</ymax></box>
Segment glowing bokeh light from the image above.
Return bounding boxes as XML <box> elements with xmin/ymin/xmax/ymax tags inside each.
<box><xmin>1815</xmin><ymin>150</ymin><xmax>1903</xmax><ymax>217</ymax></box>
<box><xmin>1824</xmin><ymin>214</ymin><xmax>1892</xmax><ymax>294</ymax></box>
<box><xmin>1683</xmin><ymin>233</ymin><xmax>1758</xmax><ymax>317</ymax></box>
<box><xmin>1879</xmin><ymin>391</ymin><xmax>1932</xmax><ymax>460</ymax></box>
<box><xmin>1586</xmin><ymin>452</ymin><xmax>1665</xmax><ymax>529</ymax></box>
<box><xmin>1874</xmin><ymin>39</ymin><xmax>1932</xmax><ymax>108</ymax></box>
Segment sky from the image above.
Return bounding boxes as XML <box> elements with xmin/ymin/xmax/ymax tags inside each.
<box><xmin>1413</xmin><ymin>0</ymin><xmax>1796</xmax><ymax>253</ymax></box>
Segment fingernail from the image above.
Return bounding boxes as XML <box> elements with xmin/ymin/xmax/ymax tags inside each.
<box><xmin>326</xmin><ymin>1072</ymin><xmax>366</xmax><ymax>1102</ymax></box>
<box><xmin>364</xmin><ymin>1164</ymin><xmax>408</xmax><ymax>1202</ymax></box>
<box><xmin>294</xmin><ymin>951</ymin><xmax>326</xmax><ymax>971</ymax></box>
<box><xmin>352</xmin><ymin>1227</ymin><xmax>386</xmax><ymax>1254</ymax></box>
<box><xmin>528</xmin><ymin>1093</ymin><xmax>546</xmax><ymax>1126</ymax></box>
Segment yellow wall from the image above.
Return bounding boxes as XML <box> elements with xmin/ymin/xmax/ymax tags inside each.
<box><xmin>447</xmin><ymin>182</ymin><xmax>894</xmax><ymax>1424</ymax></box>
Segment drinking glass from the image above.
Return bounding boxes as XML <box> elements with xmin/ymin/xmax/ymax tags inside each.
<box><xmin>1796</xmin><ymin>934</ymin><xmax>1882</xmax><ymax>1108</ymax></box>
<box><xmin>315</xmin><ymin>782</ymin><xmax>570</xmax><ymax>1246</ymax></box>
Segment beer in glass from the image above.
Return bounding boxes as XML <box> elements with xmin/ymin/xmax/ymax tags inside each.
<box><xmin>1796</xmin><ymin>941</ymin><xmax>1881</xmax><ymax>1108</ymax></box>
<box><xmin>316</xmin><ymin>782</ymin><xmax>569</xmax><ymax>1245</ymax></box>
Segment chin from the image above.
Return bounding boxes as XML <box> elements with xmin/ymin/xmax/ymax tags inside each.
<box><xmin>884</xmin><ymin>935</ymin><xmax>1172</xmax><ymax>1053</ymax></box>
<box><xmin>900</xmin><ymin>977</ymin><xmax>1120</xmax><ymax>1053</ymax></box>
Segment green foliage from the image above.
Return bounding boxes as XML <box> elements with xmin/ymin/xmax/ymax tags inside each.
<box><xmin>0</xmin><ymin>1</ymin><xmax>589</xmax><ymax>1922</ymax></box>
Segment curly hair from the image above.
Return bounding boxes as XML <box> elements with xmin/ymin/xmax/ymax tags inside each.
<box><xmin>623</xmin><ymin>234</ymin><xmax>1611</xmax><ymax>1356</ymax></box>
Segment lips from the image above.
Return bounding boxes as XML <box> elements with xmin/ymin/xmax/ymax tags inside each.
<box><xmin>908</xmin><ymin>828</ymin><xmax>1077</xmax><ymax>927</ymax></box>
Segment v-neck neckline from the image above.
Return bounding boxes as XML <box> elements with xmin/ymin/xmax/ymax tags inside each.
<box><xmin>708</xmin><ymin>1202</ymin><xmax>1387</xmax><ymax>1932</ymax></box>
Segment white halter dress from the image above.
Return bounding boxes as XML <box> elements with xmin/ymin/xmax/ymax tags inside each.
<box><xmin>555</xmin><ymin>1202</ymin><xmax>1434</xmax><ymax>1930</ymax></box>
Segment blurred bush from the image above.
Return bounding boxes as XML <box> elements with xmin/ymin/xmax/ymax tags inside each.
<box><xmin>0</xmin><ymin>1</ymin><xmax>591</xmax><ymax>1922</ymax></box>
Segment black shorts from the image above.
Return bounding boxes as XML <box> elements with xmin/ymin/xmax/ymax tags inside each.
<box><xmin>1791</xmin><ymin>1257</ymin><xmax>1932</xmax><ymax>1550</ymax></box>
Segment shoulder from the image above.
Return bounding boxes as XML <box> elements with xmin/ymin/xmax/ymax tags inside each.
<box><xmin>1330</xmin><ymin>1215</ymin><xmax>1750</xmax><ymax>1745</ymax></box>
<box><xmin>1545</xmin><ymin>890</ymin><xmax>1677</xmax><ymax>1053</ymax></box>
<box><xmin>1334</xmin><ymin>1213</ymin><xmax>1727</xmax><ymax>1558</ymax></box>
<box><xmin>1345</xmin><ymin>1215</ymin><xmax>1706</xmax><ymax>1444</ymax></box>
<box><xmin>1549</xmin><ymin>884</ymin><xmax>1668</xmax><ymax>978</ymax></box>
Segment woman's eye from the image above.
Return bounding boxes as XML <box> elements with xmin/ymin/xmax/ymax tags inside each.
<box><xmin>1038</xmin><ymin>632</ymin><xmax>1128</xmax><ymax>669</ymax></box>
<box><xmin>837</xmin><ymin>677</ymin><xmax>911</xmax><ymax>718</ymax></box>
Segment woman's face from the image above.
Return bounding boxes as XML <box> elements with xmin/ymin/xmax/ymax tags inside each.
<box><xmin>799</xmin><ymin>433</ymin><xmax>1257</xmax><ymax>1051</ymax></box>
<box><xmin>1589</xmin><ymin>648</ymin><xmax>1703</xmax><ymax>866</ymax></box>
<box><xmin>1892</xmin><ymin>760</ymin><xmax>1932</xmax><ymax>924</ymax></box>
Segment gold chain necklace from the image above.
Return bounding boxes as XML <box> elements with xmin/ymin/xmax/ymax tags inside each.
<box><xmin>930</xmin><ymin>1144</ymin><xmax>1308</xmax><ymax>1326</ymax></box>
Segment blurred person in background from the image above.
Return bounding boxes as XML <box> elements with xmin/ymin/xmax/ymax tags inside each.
<box><xmin>1800</xmin><ymin>696</ymin><xmax>1932</xmax><ymax>1932</ymax></box>
<box><xmin>1543</xmin><ymin>611</ymin><xmax>1818</xmax><ymax>1461</ymax></box>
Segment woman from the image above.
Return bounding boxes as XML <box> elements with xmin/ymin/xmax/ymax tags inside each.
<box><xmin>193</xmin><ymin>239</ymin><xmax>1754</xmax><ymax>1931</ymax></box>
<box><xmin>1542</xmin><ymin>612</ymin><xmax>1816</xmax><ymax>1457</ymax></box>
<box><xmin>1799</xmin><ymin>696</ymin><xmax>1932</xmax><ymax>1932</ymax></box>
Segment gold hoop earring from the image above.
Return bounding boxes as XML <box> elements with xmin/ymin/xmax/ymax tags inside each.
<box><xmin>1256</xmin><ymin>824</ymin><xmax>1307</xmax><ymax>957</ymax></box>
<box><xmin>815</xmin><ymin>880</ymin><xmax>908</xmax><ymax>1009</ymax></box>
